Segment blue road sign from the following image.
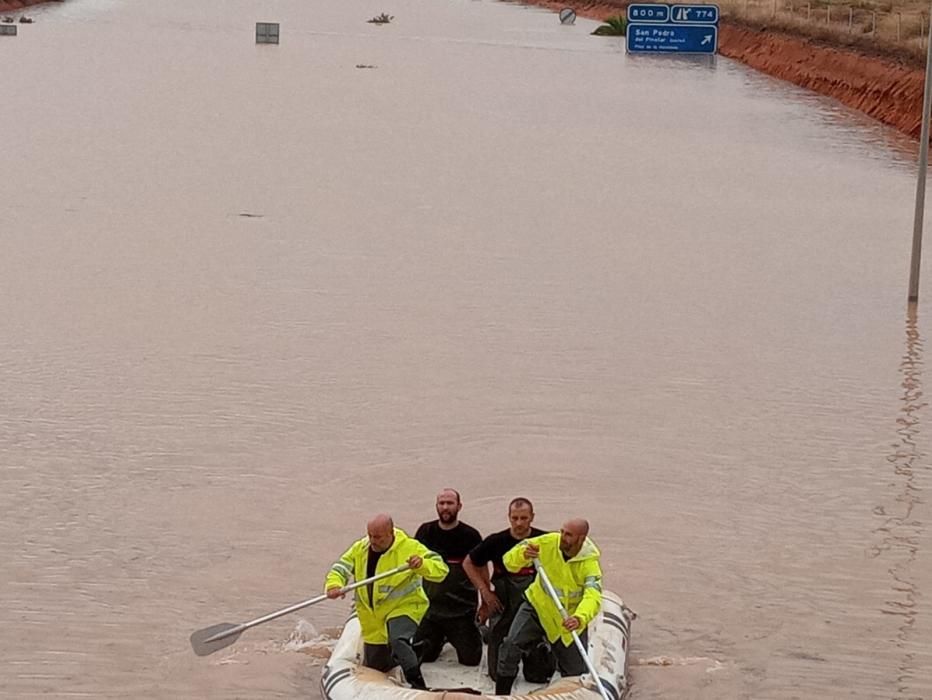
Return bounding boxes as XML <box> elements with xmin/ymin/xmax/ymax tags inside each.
<box><xmin>627</xmin><ymin>3</ymin><xmax>671</xmax><ymax>22</ymax></box>
<box><xmin>670</xmin><ymin>4</ymin><xmax>720</xmax><ymax>24</ymax></box>
<box><xmin>626</xmin><ymin>23</ymin><xmax>718</xmax><ymax>53</ymax></box>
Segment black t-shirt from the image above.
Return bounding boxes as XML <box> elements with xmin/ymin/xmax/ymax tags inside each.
<box><xmin>415</xmin><ymin>520</ymin><xmax>482</xmax><ymax>618</ymax></box>
<box><xmin>468</xmin><ymin>527</ymin><xmax>547</xmax><ymax>579</ymax></box>
<box><xmin>366</xmin><ymin>548</ymin><xmax>384</xmax><ymax>607</ymax></box>
<box><xmin>468</xmin><ymin>527</ymin><xmax>548</xmax><ymax>616</ymax></box>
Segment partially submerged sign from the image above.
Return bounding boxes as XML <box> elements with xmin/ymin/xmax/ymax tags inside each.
<box><xmin>255</xmin><ymin>22</ymin><xmax>280</xmax><ymax>44</ymax></box>
<box><xmin>559</xmin><ymin>8</ymin><xmax>577</xmax><ymax>24</ymax></box>
<box><xmin>0</xmin><ymin>24</ymin><xmax>17</xmax><ymax>36</ymax></box>
<box><xmin>626</xmin><ymin>3</ymin><xmax>719</xmax><ymax>54</ymax></box>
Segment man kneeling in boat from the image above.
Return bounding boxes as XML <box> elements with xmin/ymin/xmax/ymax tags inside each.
<box><xmin>463</xmin><ymin>496</ymin><xmax>555</xmax><ymax>684</ymax></box>
<box><xmin>325</xmin><ymin>514</ymin><xmax>449</xmax><ymax>690</ymax></box>
<box><xmin>413</xmin><ymin>488</ymin><xmax>483</xmax><ymax>667</ymax></box>
<box><xmin>494</xmin><ymin>518</ymin><xmax>602</xmax><ymax>696</ymax></box>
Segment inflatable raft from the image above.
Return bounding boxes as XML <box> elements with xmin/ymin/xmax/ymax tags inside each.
<box><xmin>320</xmin><ymin>591</ymin><xmax>635</xmax><ymax>700</ymax></box>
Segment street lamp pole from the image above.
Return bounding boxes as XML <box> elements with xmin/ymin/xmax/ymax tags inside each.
<box><xmin>908</xmin><ymin>11</ymin><xmax>932</xmax><ymax>302</ymax></box>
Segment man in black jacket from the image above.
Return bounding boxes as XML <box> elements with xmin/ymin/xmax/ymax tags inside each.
<box><xmin>413</xmin><ymin>488</ymin><xmax>483</xmax><ymax>666</ymax></box>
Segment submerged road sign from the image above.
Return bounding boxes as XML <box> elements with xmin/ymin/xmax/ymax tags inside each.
<box><xmin>626</xmin><ymin>23</ymin><xmax>717</xmax><ymax>53</ymax></box>
<box><xmin>256</xmin><ymin>22</ymin><xmax>280</xmax><ymax>44</ymax></box>
<box><xmin>626</xmin><ymin>3</ymin><xmax>718</xmax><ymax>54</ymax></box>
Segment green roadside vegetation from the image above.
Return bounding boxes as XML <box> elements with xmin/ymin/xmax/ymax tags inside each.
<box><xmin>592</xmin><ymin>15</ymin><xmax>628</xmax><ymax>34</ymax></box>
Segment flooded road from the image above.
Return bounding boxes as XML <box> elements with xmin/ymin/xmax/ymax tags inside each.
<box><xmin>1</xmin><ymin>0</ymin><xmax>931</xmax><ymax>698</ymax></box>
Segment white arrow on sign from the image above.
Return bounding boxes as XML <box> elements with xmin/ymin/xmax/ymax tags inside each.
<box><xmin>701</xmin><ymin>34</ymin><xmax>713</xmax><ymax>44</ymax></box>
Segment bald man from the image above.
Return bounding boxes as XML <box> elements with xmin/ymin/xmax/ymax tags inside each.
<box><xmin>413</xmin><ymin>489</ymin><xmax>483</xmax><ymax>666</ymax></box>
<box><xmin>494</xmin><ymin>519</ymin><xmax>603</xmax><ymax>696</ymax></box>
<box><xmin>325</xmin><ymin>514</ymin><xmax>448</xmax><ymax>690</ymax></box>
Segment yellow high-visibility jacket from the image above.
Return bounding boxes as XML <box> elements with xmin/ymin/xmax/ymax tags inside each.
<box><xmin>324</xmin><ymin>528</ymin><xmax>448</xmax><ymax>644</ymax></box>
<box><xmin>503</xmin><ymin>532</ymin><xmax>603</xmax><ymax>646</ymax></box>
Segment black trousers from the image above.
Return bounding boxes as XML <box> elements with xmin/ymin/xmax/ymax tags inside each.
<box><xmin>414</xmin><ymin>611</ymin><xmax>482</xmax><ymax>666</ymax></box>
<box><xmin>487</xmin><ymin>604</ymin><xmax>555</xmax><ymax>683</ymax></box>
<box><xmin>497</xmin><ymin>602</ymin><xmax>587</xmax><ymax>680</ymax></box>
<box><xmin>362</xmin><ymin>616</ymin><xmax>420</xmax><ymax>676</ymax></box>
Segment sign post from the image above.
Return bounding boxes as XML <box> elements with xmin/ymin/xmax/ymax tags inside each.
<box><xmin>909</xmin><ymin>12</ymin><xmax>932</xmax><ymax>302</ymax></box>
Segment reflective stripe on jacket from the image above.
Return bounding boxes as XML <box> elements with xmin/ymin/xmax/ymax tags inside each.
<box><xmin>324</xmin><ymin>528</ymin><xmax>448</xmax><ymax>644</ymax></box>
<box><xmin>502</xmin><ymin>532</ymin><xmax>602</xmax><ymax>646</ymax></box>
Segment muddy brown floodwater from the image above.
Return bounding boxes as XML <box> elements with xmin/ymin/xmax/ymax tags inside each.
<box><xmin>1</xmin><ymin>0</ymin><xmax>930</xmax><ymax>698</ymax></box>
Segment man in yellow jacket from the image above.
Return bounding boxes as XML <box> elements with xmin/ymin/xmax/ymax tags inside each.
<box><xmin>495</xmin><ymin>518</ymin><xmax>602</xmax><ymax>695</ymax></box>
<box><xmin>325</xmin><ymin>514</ymin><xmax>448</xmax><ymax>690</ymax></box>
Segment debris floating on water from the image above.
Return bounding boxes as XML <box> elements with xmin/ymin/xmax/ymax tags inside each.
<box><xmin>635</xmin><ymin>655</ymin><xmax>724</xmax><ymax>672</ymax></box>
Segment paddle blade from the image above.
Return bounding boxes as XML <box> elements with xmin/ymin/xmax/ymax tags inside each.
<box><xmin>190</xmin><ymin>622</ymin><xmax>244</xmax><ymax>656</ymax></box>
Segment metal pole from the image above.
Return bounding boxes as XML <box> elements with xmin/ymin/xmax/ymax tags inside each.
<box><xmin>203</xmin><ymin>563</ymin><xmax>411</xmax><ymax>644</ymax></box>
<box><xmin>534</xmin><ymin>562</ymin><xmax>611</xmax><ymax>700</ymax></box>
<box><xmin>909</xmin><ymin>10</ymin><xmax>932</xmax><ymax>302</ymax></box>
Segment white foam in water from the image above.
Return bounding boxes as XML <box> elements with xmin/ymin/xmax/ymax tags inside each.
<box><xmin>287</xmin><ymin>619</ymin><xmax>320</xmax><ymax>644</ymax></box>
<box><xmin>283</xmin><ymin>619</ymin><xmax>336</xmax><ymax>656</ymax></box>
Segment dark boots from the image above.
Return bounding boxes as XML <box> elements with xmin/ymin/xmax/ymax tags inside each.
<box><xmin>403</xmin><ymin>668</ymin><xmax>428</xmax><ymax>690</ymax></box>
<box><xmin>495</xmin><ymin>675</ymin><xmax>516</xmax><ymax>695</ymax></box>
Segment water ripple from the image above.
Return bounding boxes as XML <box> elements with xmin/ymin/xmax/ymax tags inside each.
<box><xmin>869</xmin><ymin>307</ymin><xmax>926</xmax><ymax>699</ymax></box>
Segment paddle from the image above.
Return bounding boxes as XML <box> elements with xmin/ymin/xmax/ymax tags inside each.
<box><xmin>534</xmin><ymin>561</ymin><xmax>612</xmax><ymax>700</ymax></box>
<box><xmin>190</xmin><ymin>563</ymin><xmax>412</xmax><ymax>656</ymax></box>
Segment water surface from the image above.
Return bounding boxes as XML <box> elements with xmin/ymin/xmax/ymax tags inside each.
<box><xmin>1</xmin><ymin>0</ymin><xmax>930</xmax><ymax>697</ymax></box>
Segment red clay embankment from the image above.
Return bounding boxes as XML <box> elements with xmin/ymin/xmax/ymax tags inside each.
<box><xmin>0</xmin><ymin>0</ymin><xmax>59</xmax><ymax>12</ymax></box>
<box><xmin>719</xmin><ymin>25</ymin><xmax>925</xmax><ymax>137</ymax></box>
<box><xmin>1</xmin><ymin>0</ymin><xmax>45</xmax><ymax>11</ymax></box>
<box><xmin>522</xmin><ymin>0</ymin><xmax>927</xmax><ymax>139</ymax></box>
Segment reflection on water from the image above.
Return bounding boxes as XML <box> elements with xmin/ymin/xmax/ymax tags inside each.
<box><xmin>726</xmin><ymin>63</ymin><xmax>922</xmax><ymax>167</ymax></box>
<box><xmin>871</xmin><ymin>305</ymin><xmax>926</xmax><ymax>699</ymax></box>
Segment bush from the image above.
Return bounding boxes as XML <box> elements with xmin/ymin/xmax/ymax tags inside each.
<box><xmin>592</xmin><ymin>15</ymin><xmax>628</xmax><ymax>35</ymax></box>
